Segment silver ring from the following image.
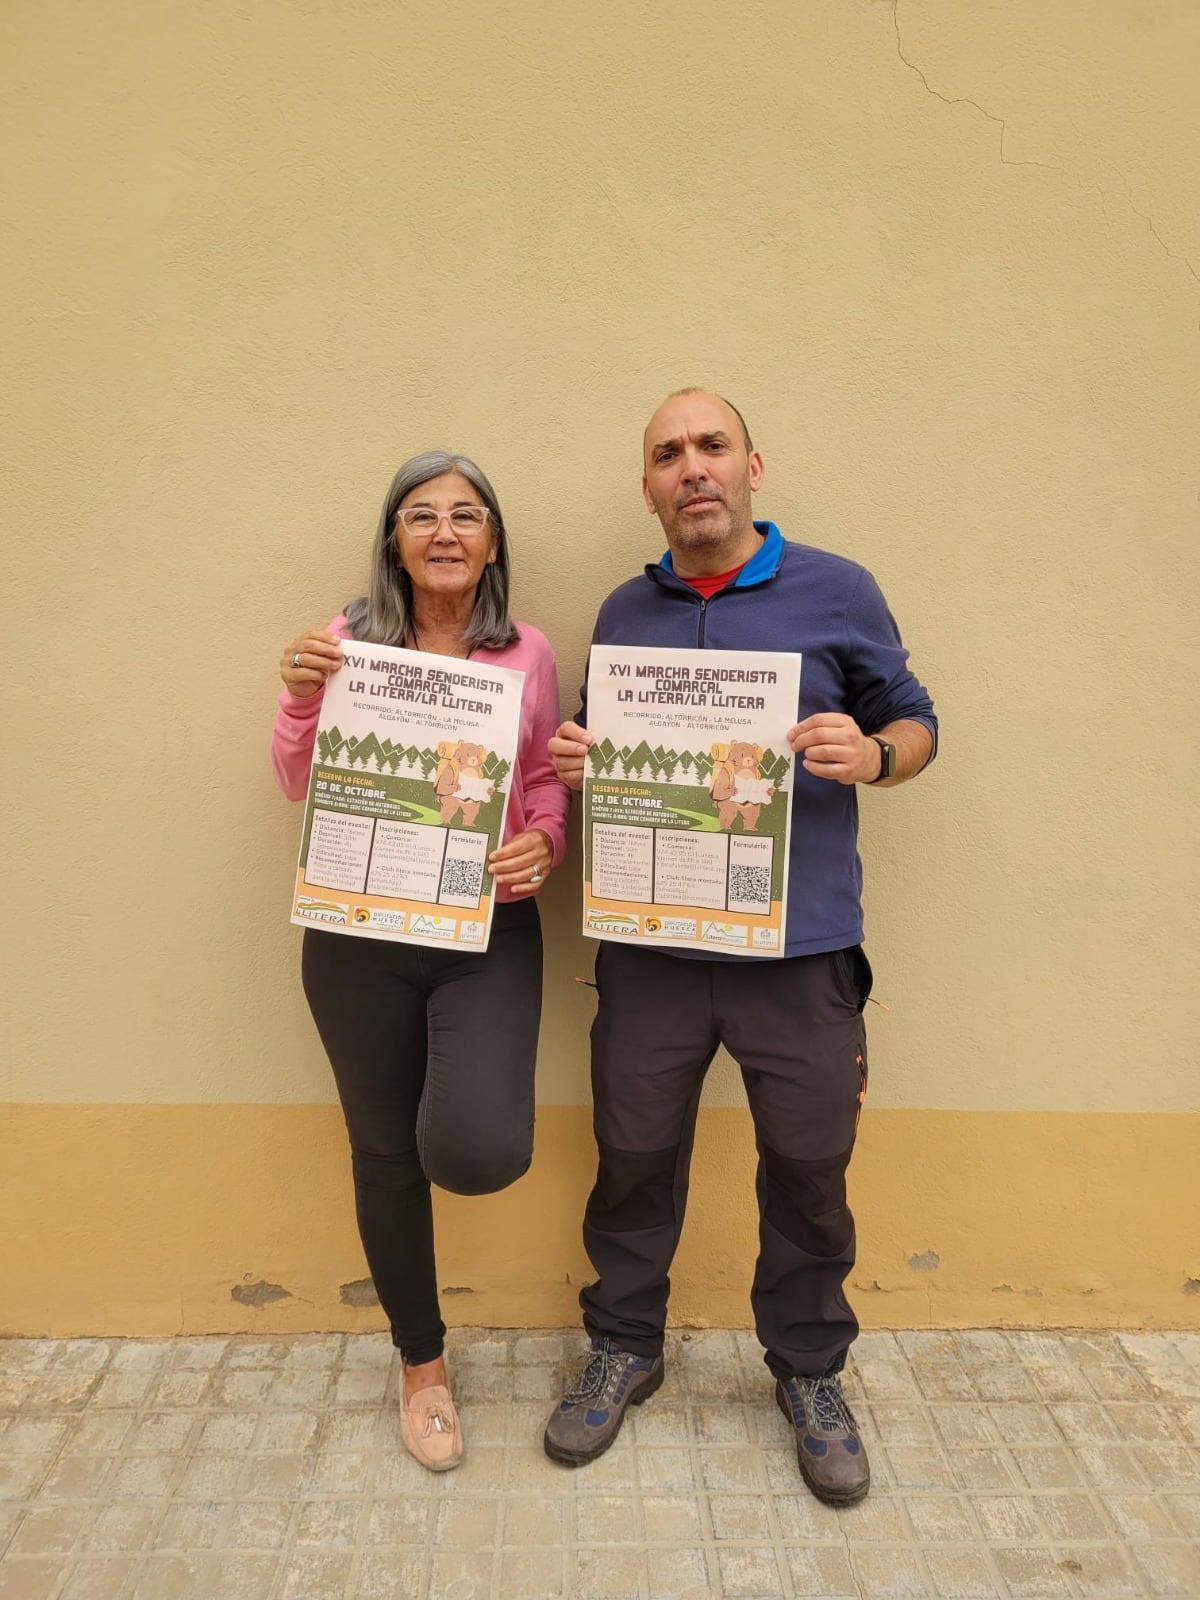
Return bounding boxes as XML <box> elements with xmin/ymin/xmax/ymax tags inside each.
<box><xmin>291</xmin><ymin>652</ymin><xmax>302</xmax><ymax>669</ymax></box>
<box><xmin>529</xmin><ymin>867</ymin><xmax>543</xmax><ymax>884</ymax></box>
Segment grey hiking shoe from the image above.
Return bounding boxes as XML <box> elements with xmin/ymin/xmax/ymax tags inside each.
<box><xmin>776</xmin><ymin>1373</ymin><xmax>870</xmax><ymax>1506</ymax></box>
<box><xmin>543</xmin><ymin>1336</ymin><xmax>664</xmax><ymax>1466</ymax></box>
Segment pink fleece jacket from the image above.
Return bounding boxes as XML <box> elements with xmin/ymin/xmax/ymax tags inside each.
<box><xmin>271</xmin><ymin>617</ymin><xmax>570</xmax><ymax>900</ymax></box>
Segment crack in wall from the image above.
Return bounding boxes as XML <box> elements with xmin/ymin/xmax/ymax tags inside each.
<box><xmin>1103</xmin><ymin>160</ymin><xmax>1200</xmax><ymax>288</ymax></box>
<box><xmin>892</xmin><ymin>0</ymin><xmax>1199</xmax><ymax>296</ymax></box>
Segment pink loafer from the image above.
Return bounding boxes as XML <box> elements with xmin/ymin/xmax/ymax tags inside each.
<box><xmin>399</xmin><ymin>1380</ymin><xmax>463</xmax><ymax>1472</ymax></box>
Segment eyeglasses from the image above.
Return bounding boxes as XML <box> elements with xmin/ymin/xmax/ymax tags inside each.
<box><xmin>395</xmin><ymin>506</ymin><xmax>491</xmax><ymax>536</ymax></box>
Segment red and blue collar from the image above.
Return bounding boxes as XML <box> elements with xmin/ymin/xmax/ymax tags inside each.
<box><xmin>658</xmin><ymin>520</ymin><xmax>784</xmax><ymax>588</ymax></box>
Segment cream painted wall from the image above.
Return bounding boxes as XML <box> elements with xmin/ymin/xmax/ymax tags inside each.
<box><xmin>3</xmin><ymin>0</ymin><xmax>1199</xmax><ymax>1331</ymax></box>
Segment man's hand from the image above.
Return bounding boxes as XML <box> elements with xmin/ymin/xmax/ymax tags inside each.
<box><xmin>549</xmin><ymin>720</ymin><xmax>594</xmax><ymax>793</ymax></box>
<box><xmin>788</xmin><ymin>713</ymin><xmax>879</xmax><ymax>785</ymax></box>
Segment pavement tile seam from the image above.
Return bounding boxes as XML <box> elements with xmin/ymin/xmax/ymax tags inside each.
<box><xmin>2</xmin><ymin>1329</ymin><xmax>1199</xmax><ymax>1600</ymax></box>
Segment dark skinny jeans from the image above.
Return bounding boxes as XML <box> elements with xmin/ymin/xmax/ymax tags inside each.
<box><xmin>301</xmin><ymin>900</ymin><xmax>543</xmax><ymax>1364</ymax></box>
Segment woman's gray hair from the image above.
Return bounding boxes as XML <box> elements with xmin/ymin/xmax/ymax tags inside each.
<box><xmin>344</xmin><ymin>451</ymin><xmax>519</xmax><ymax>650</ymax></box>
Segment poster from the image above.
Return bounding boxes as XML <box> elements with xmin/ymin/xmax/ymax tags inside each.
<box><xmin>290</xmin><ymin>640</ymin><xmax>524</xmax><ymax>951</ymax></box>
<box><xmin>582</xmin><ymin>645</ymin><xmax>801</xmax><ymax>956</ymax></box>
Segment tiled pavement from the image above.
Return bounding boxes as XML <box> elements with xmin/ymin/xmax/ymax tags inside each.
<box><xmin>1</xmin><ymin>1329</ymin><xmax>1199</xmax><ymax>1600</ymax></box>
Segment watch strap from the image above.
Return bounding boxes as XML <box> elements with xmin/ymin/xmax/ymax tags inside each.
<box><xmin>868</xmin><ymin>736</ymin><xmax>894</xmax><ymax>783</ymax></box>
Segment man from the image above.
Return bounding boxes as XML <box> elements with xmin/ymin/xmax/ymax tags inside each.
<box><xmin>543</xmin><ymin>390</ymin><xmax>937</xmax><ymax>1507</ymax></box>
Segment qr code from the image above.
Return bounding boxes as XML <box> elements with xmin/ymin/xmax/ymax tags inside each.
<box><xmin>728</xmin><ymin>864</ymin><xmax>771</xmax><ymax>908</ymax></box>
<box><xmin>442</xmin><ymin>856</ymin><xmax>484</xmax><ymax>902</ymax></box>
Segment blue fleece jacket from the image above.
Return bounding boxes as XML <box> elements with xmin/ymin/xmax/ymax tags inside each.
<box><xmin>580</xmin><ymin>522</ymin><xmax>938</xmax><ymax>958</ymax></box>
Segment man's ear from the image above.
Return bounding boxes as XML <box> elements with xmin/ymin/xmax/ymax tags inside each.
<box><xmin>748</xmin><ymin>450</ymin><xmax>765</xmax><ymax>493</ymax></box>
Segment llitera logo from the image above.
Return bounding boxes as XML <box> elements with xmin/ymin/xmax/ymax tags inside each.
<box><xmin>409</xmin><ymin>915</ymin><xmax>457</xmax><ymax>940</ymax></box>
<box><xmin>586</xmin><ymin>911</ymin><xmax>640</xmax><ymax>936</ymax></box>
<box><xmin>701</xmin><ymin>920</ymin><xmax>749</xmax><ymax>947</ymax></box>
<box><xmin>296</xmin><ymin>897</ymin><xmax>348</xmax><ymax>925</ymax></box>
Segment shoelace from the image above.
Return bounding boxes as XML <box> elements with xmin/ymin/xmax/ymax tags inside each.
<box><xmin>564</xmin><ymin>1341</ymin><xmax>628</xmax><ymax>1406</ymax></box>
<box><xmin>803</xmin><ymin>1375</ymin><xmax>855</xmax><ymax>1432</ymax></box>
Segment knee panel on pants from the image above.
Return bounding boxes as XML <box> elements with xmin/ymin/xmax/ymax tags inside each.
<box><xmin>761</xmin><ymin>1142</ymin><xmax>854</xmax><ymax>1257</ymax></box>
<box><xmin>586</xmin><ymin>1141</ymin><xmax>678</xmax><ymax>1232</ymax></box>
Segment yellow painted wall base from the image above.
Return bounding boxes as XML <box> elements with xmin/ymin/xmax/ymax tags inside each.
<box><xmin>2</xmin><ymin>1104</ymin><xmax>1196</xmax><ymax>1338</ymax></box>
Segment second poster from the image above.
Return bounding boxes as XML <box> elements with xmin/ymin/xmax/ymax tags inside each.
<box><xmin>582</xmin><ymin>644</ymin><xmax>802</xmax><ymax>956</ymax></box>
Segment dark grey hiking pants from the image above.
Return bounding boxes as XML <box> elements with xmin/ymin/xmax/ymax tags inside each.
<box><xmin>579</xmin><ymin>941</ymin><xmax>872</xmax><ymax>1380</ymax></box>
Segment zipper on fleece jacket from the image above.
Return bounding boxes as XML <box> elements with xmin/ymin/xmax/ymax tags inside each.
<box><xmin>695</xmin><ymin>572</ymin><xmax>751</xmax><ymax>647</ymax></box>
<box><xmin>695</xmin><ymin>585</ymin><xmax>734</xmax><ymax>647</ymax></box>
<box><xmin>668</xmin><ymin>585</ymin><xmax>725</xmax><ymax>648</ymax></box>
<box><xmin>652</xmin><ymin>522</ymin><xmax>786</xmax><ymax>649</ymax></box>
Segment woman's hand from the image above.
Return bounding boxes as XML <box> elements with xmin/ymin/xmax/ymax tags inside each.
<box><xmin>489</xmin><ymin>829</ymin><xmax>554</xmax><ymax>896</ymax></box>
<box><xmin>280</xmin><ymin>630</ymin><xmax>344</xmax><ymax>698</ymax></box>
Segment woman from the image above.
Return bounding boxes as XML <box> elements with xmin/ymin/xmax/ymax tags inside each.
<box><xmin>272</xmin><ymin>452</ymin><xmax>569</xmax><ymax>1471</ymax></box>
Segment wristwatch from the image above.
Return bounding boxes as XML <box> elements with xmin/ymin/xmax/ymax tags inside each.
<box><xmin>868</xmin><ymin>736</ymin><xmax>895</xmax><ymax>783</ymax></box>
